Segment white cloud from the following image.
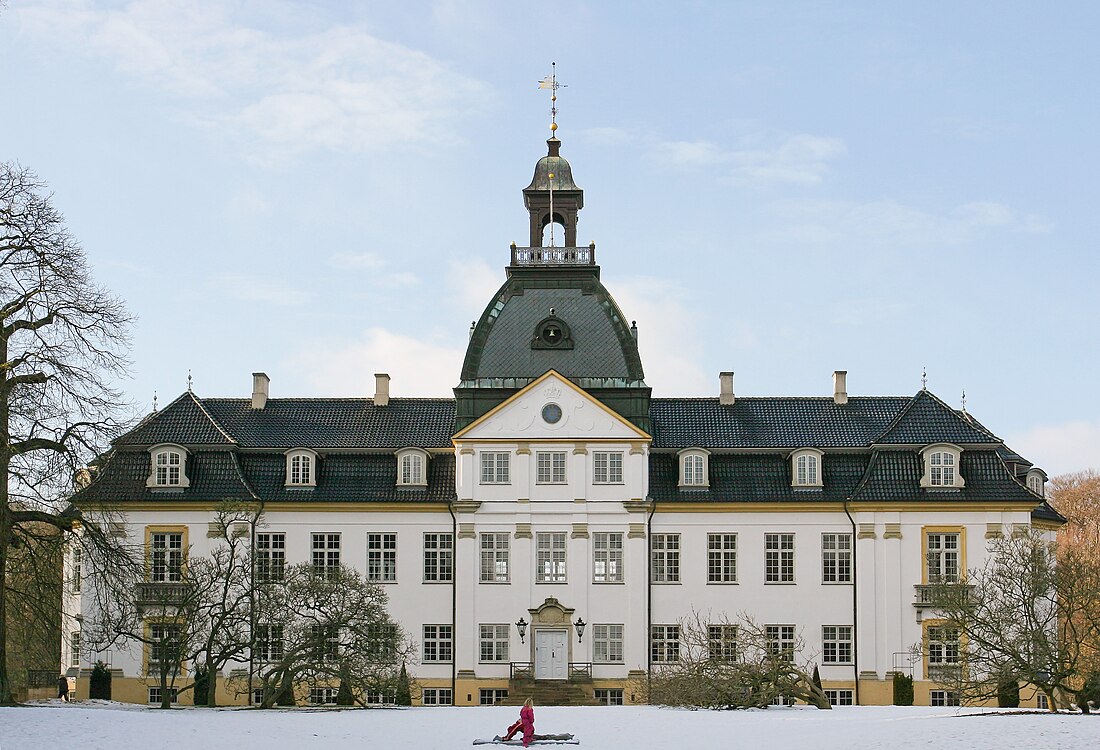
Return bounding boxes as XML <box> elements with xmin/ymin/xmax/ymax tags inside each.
<box><xmin>608</xmin><ymin>276</ymin><xmax>715</xmax><ymax>396</ymax></box>
<box><xmin>325</xmin><ymin>252</ymin><xmax>420</xmax><ymax>287</ymax></box>
<box><xmin>1006</xmin><ymin>421</ymin><xmax>1100</xmax><ymax>477</ymax></box>
<box><xmin>328</xmin><ymin>252</ymin><xmax>387</xmax><ymax>272</ymax></box>
<box><xmin>446</xmin><ymin>257</ymin><xmax>502</xmax><ymax>319</ymax></box>
<box><xmin>208</xmin><ymin>274</ymin><xmax>310</xmax><ymax>305</ymax></box>
<box><xmin>15</xmin><ymin>0</ymin><xmax>492</xmax><ymax>162</ymax></box>
<box><xmin>289</xmin><ymin>327</ymin><xmax>465</xmax><ymax>397</ymax></box>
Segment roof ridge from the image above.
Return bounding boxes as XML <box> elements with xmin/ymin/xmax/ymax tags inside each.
<box><xmin>202</xmin><ymin>397</ymin><xmax>457</xmax><ymax>403</ymax></box>
<box><xmin>186</xmin><ymin>390</ymin><xmax>238</xmax><ymax>444</ymax></box>
<box><xmin>651</xmin><ymin>395</ymin><xmax>911</xmax><ymax>402</ymax></box>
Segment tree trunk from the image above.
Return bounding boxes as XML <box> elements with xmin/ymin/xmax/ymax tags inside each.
<box><xmin>206</xmin><ymin>658</ymin><xmax>218</xmax><ymax>708</ymax></box>
<box><xmin>0</xmin><ymin>493</ymin><xmax>13</xmax><ymax>705</ymax></box>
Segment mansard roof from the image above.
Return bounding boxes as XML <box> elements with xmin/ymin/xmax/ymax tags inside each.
<box><xmin>849</xmin><ymin>449</ymin><xmax>1037</xmax><ymax>503</ymax></box>
<box><xmin>873</xmin><ymin>389</ymin><xmax>999</xmax><ymax>445</ymax></box>
<box><xmin>74</xmin><ymin>450</ymin><xmax>257</xmax><ymax>505</ymax></box>
<box><xmin>116</xmin><ymin>391</ymin><xmax>236</xmax><ymax>447</ymax></box>
<box><xmin>650</xmin><ymin>396</ymin><xmax>909</xmax><ymax>449</ymax></box>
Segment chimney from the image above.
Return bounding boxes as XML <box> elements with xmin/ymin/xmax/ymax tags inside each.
<box><xmin>251</xmin><ymin>372</ymin><xmax>269</xmax><ymax>410</ymax></box>
<box><xmin>833</xmin><ymin>370</ymin><xmax>848</xmax><ymax>405</ymax></box>
<box><xmin>374</xmin><ymin>373</ymin><xmax>390</xmax><ymax>407</ymax></box>
<box><xmin>719</xmin><ymin>371</ymin><xmax>735</xmax><ymax>406</ymax></box>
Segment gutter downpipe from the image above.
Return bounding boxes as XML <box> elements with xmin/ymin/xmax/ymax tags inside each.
<box><xmin>449</xmin><ymin>500</ymin><xmax>457</xmax><ymax>703</ymax></box>
<box><xmin>646</xmin><ymin>498</ymin><xmax>656</xmax><ymax>701</ymax></box>
<box><xmin>842</xmin><ymin>495</ymin><xmax>860</xmax><ymax>706</ymax></box>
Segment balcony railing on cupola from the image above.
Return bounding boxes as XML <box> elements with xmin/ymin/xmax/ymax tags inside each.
<box><xmin>510</xmin><ymin>242</ymin><xmax>596</xmax><ymax>267</ymax></box>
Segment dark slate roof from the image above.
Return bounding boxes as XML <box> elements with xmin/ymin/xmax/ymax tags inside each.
<box><xmin>874</xmin><ymin>390</ymin><xmax>999</xmax><ymax>445</ymax></box>
<box><xmin>461</xmin><ymin>272</ymin><xmax>645</xmax><ymax>383</ymax></box>
<box><xmin>238</xmin><ymin>453</ymin><xmax>455</xmax><ymax>504</ymax></box>
<box><xmin>73</xmin><ymin>449</ymin><xmax>257</xmax><ymax>504</ymax></box>
<box><xmin>116</xmin><ymin>391</ymin><xmax>236</xmax><ymax>447</ymax></box>
<box><xmin>850</xmin><ymin>450</ymin><xmax>1038</xmax><ymax>503</ymax></box>
<box><xmin>202</xmin><ymin>398</ymin><xmax>455</xmax><ymax>450</ymax></box>
<box><xmin>1031</xmin><ymin>501</ymin><xmax>1066</xmax><ymax>524</ymax></box>
<box><xmin>649</xmin><ymin>397</ymin><xmax>910</xmax><ymax>449</ymax></box>
<box><xmin>649</xmin><ymin>452</ymin><xmax>870</xmax><ymax>503</ymax></box>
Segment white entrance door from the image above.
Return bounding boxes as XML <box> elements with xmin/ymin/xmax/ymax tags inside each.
<box><xmin>534</xmin><ymin>629</ymin><xmax>568</xmax><ymax>680</ymax></box>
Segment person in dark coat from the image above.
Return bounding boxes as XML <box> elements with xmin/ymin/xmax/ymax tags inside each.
<box><xmin>57</xmin><ymin>675</ymin><xmax>70</xmax><ymax>702</ymax></box>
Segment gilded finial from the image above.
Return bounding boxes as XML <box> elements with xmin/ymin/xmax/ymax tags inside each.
<box><xmin>538</xmin><ymin>62</ymin><xmax>566</xmax><ymax>136</ymax></box>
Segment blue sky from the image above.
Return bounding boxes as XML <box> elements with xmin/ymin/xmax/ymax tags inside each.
<box><xmin>2</xmin><ymin>1</ymin><xmax>1097</xmax><ymax>475</ymax></box>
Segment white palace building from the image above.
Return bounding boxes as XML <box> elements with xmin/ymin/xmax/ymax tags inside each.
<box><xmin>65</xmin><ymin>134</ymin><xmax>1061</xmax><ymax>708</ymax></box>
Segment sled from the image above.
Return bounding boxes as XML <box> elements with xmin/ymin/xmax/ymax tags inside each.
<box><xmin>472</xmin><ymin>734</ymin><xmax>578</xmax><ymax>745</ymax></box>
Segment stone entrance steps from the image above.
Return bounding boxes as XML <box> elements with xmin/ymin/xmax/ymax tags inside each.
<box><xmin>502</xmin><ymin>678</ymin><xmax>596</xmax><ymax>706</ymax></box>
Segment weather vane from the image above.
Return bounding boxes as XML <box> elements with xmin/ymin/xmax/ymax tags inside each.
<box><xmin>921</xmin><ymin>366</ymin><xmax>927</xmax><ymax>390</ymax></box>
<box><xmin>961</xmin><ymin>389</ymin><xmax>967</xmax><ymax>413</ymax></box>
<box><xmin>538</xmin><ymin>62</ymin><xmax>566</xmax><ymax>136</ymax></box>
<box><xmin>187</xmin><ymin>369</ymin><xmax>193</xmax><ymax>393</ymax></box>
<box><xmin>152</xmin><ymin>390</ymin><xmax>158</xmax><ymax>413</ymax></box>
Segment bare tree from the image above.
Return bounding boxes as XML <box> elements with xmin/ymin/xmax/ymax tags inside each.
<box><xmin>922</xmin><ymin>529</ymin><xmax>1100</xmax><ymax>710</ymax></box>
<box><xmin>647</xmin><ymin>611</ymin><xmax>831</xmax><ymax>709</ymax></box>
<box><xmin>0</xmin><ymin>163</ymin><xmax>135</xmax><ymax>704</ymax></box>
<box><xmin>186</xmin><ymin>500</ymin><xmax>260</xmax><ymax>707</ymax></box>
<box><xmin>251</xmin><ymin>562</ymin><xmax>412</xmax><ymax>708</ymax></box>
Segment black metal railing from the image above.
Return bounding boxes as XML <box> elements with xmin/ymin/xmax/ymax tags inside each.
<box><xmin>510</xmin><ymin>245</ymin><xmax>595</xmax><ymax>266</ymax></box>
<box><xmin>134</xmin><ymin>581</ymin><xmax>193</xmax><ymax>606</ymax></box>
<box><xmin>508</xmin><ymin>662</ymin><xmax>593</xmax><ymax>680</ymax></box>
<box><xmin>913</xmin><ymin>583</ymin><xmax>973</xmax><ymax>607</ymax></box>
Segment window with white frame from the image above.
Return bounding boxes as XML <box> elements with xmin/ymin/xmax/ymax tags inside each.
<box><xmin>285</xmin><ymin>449</ymin><xmax>316</xmax><ymax>487</ymax></box>
<box><xmin>309</xmin><ymin>624</ymin><xmax>340</xmax><ymax>662</ymax></box>
<box><xmin>791</xmin><ymin>449</ymin><xmax>823</xmax><ymax>487</ymax></box>
<box><xmin>255</xmin><ymin>624</ymin><xmax>284</xmax><ymax>663</ymax></box>
<box><xmin>921</xmin><ymin>445</ymin><xmax>964</xmax><ymax>488</ymax></box>
<box><xmin>708</xmin><ymin>533</ymin><xmax>737</xmax><ymax>583</ymax></box>
<box><xmin>536</xmin><ymin>532</ymin><xmax>567</xmax><ymax>582</ymax></box>
<box><xmin>930</xmin><ymin>689</ymin><xmax>959</xmax><ymax>707</ymax></box>
<box><xmin>71</xmin><ymin>547</ymin><xmax>82</xmax><ymax>593</ymax></box>
<box><xmin>1027</xmin><ymin>470</ymin><xmax>1045</xmax><ymax>497</ymax></box>
<box><xmin>148</xmin><ymin>686</ymin><xmax>179</xmax><ymax>704</ymax></box>
<box><xmin>593</xmin><ymin>532</ymin><xmax>624</xmax><ymax>583</ymax></box>
<box><xmin>765</xmin><ymin>533</ymin><xmax>795</xmax><ymax>583</ymax></box>
<box><xmin>593</xmin><ymin>624</ymin><xmax>624</xmax><ymax>663</ymax></box>
<box><xmin>479</xmin><ymin>624</ymin><xmax>510</xmax><ymax>662</ymax></box>
<box><xmin>480</xmin><ymin>451</ymin><xmax>510</xmax><ymax>484</ymax></box>
<box><xmin>480</xmin><ymin>532</ymin><xmax>510</xmax><ymax>583</ymax></box>
<box><xmin>397</xmin><ymin>448</ymin><xmax>428</xmax><ymax>487</ymax></box>
<box><xmin>926</xmin><ymin>532</ymin><xmax>960</xmax><ymax>583</ymax></box>
<box><xmin>70</xmin><ymin>631</ymin><xmax>81</xmax><ymax>668</ymax></box>
<box><xmin>364</xmin><ymin>688</ymin><xmax>398</xmax><ymax>705</ymax></box>
<box><xmin>422</xmin><ymin>688</ymin><xmax>453</xmax><ymax>706</ymax></box>
<box><xmin>423</xmin><ymin>624</ymin><xmax>453</xmax><ymax>663</ymax></box>
<box><xmin>480</xmin><ymin>688</ymin><xmax>509</xmax><ymax>705</ymax></box>
<box><xmin>1036</xmin><ymin>693</ymin><xmax>1049</xmax><ymax>710</ymax></box>
<box><xmin>148</xmin><ymin>445</ymin><xmax>188</xmax><ymax>488</ymax></box>
<box><xmin>822</xmin><ymin>533</ymin><xmax>852</xmax><ymax>583</ymax></box>
<box><xmin>927</xmin><ymin>625</ymin><xmax>960</xmax><ymax>666</ymax></box>
<box><xmin>651</xmin><ymin>534</ymin><xmax>680</xmax><ymax>583</ymax></box>
<box><xmin>678</xmin><ymin>449</ymin><xmax>709</xmax><ymax>487</ymax></box>
<box><xmin>825</xmin><ymin>689</ymin><xmax>854</xmax><ymax>706</ymax></box>
<box><xmin>309</xmin><ymin>687</ymin><xmax>338</xmax><ymax>705</ymax></box>
<box><xmin>708</xmin><ymin>624</ymin><xmax>738</xmax><ymax>662</ymax></box>
<box><xmin>536</xmin><ymin>451</ymin><xmax>567</xmax><ymax>484</ymax></box>
<box><xmin>651</xmin><ymin>625</ymin><xmax>680</xmax><ymax>663</ymax></box>
<box><xmin>594</xmin><ymin>688</ymin><xmax>624</xmax><ymax>705</ymax></box>
<box><xmin>367</xmin><ymin>624</ymin><xmax>398</xmax><ymax>661</ymax></box>
<box><xmin>149</xmin><ymin>623</ymin><xmax>182</xmax><ymax>672</ymax></box>
<box><xmin>423</xmin><ymin>532</ymin><xmax>453</xmax><ymax>582</ymax></box>
<box><xmin>150</xmin><ymin>532</ymin><xmax>184</xmax><ymax>582</ymax></box>
<box><xmin>766</xmin><ymin>624</ymin><xmax>795</xmax><ymax>661</ymax></box>
<box><xmin>593</xmin><ymin>451</ymin><xmax>624</xmax><ymax>484</ymax></box>
<box><xmin>311</xmin><ymin>533</ymin><xmax>341</xmax><ymax>579</ymax></box>
<box><xmin>367</xmin><ymin>533</ymin><xmax>397</xmax><ymax>582</ymax></box>
<box><xmin>822</xmin><ymin>625</ymin><xmax>852</xmax><ymax>664</ymax></box>
<box><xmin>255</xmin><ymin>532</ymin><xmax>286</xmax><ymax>583</ymax></box>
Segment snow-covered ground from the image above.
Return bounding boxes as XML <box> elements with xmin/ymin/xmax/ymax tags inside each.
<box><xmin>2</xmin><ymin>702</ymin><xmax>1095</xmax><ymax>750</ymax></box>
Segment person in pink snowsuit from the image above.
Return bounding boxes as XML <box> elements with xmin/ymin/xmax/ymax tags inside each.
<box><xmin>501</xmin><ymin>697</ymin><xmax>535</xmax><ymax>746</ymax></box>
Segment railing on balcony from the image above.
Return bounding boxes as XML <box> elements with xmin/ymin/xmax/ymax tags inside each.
<box><xmin>134</xmin><ymin>581</ymin><xmax>194</xmax><ymax>606</ymax></box>
<box><xmin>510</xmin><ymin>244</ymin><xmax>596</xmax><ymax>267</ymax></box>
<box><xmin>508</xmin><ymin>662</ymin><xmax>593</xmax><ymax>681</ymax></box>
<box><xmin>913</xmin><ymin>583</ymin><xmax>974</xmax><ymax>607</ymax></box>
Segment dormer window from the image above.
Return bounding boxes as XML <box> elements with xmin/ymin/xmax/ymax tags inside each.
<box><xmin>678</xmin><ymin>448</ymin><xmax>710</xmax><ymax>488</ymax></box>
<box><xmin>920</xmin><ymin>444</ymin><xmax>965</xmax><ymax>489</ymax></box>
<box><xmin>396</xmin><ymin>448</ymin><xmax>429</xmax><ymax>487</ymax></box>
<box><xmin>285</xmin><ymin>449</ymin><xmax>318</xmax><ymax>488</ymax></box>
<box><xmin>1026</xmin><ymin>469</ymin><xmax>1045</xmax><ymax>498</ymax></box>
<box><xmin>790</xmin><ymin>448</ymin><xmax>824</xmax><ymax>488</ymax></box>
<box><xmin>146</xmin><ymin>445</ymin><xmax>189</xmax><ymax>488</ymax></box>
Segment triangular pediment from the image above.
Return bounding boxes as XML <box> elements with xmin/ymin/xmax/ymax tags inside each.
<box><xmin>453</xmin><ymin>370</ymin><xmax>650</xmax><ymax>442</ymax></box>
